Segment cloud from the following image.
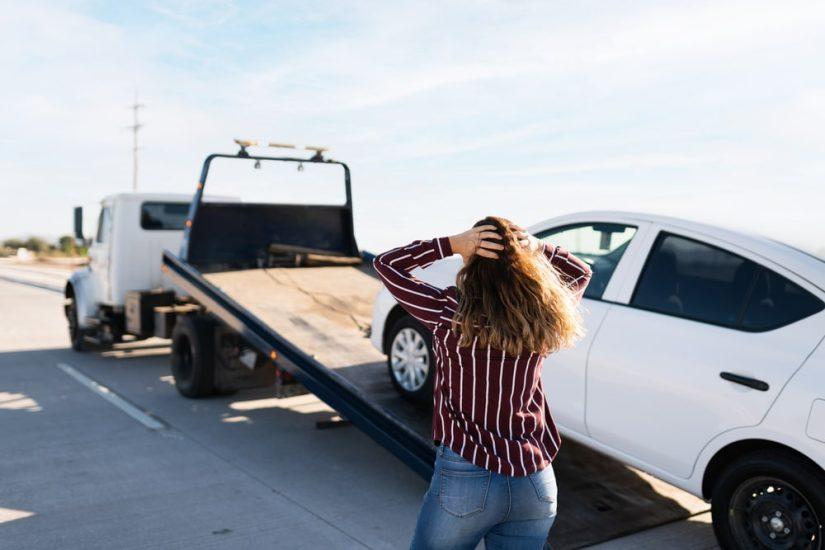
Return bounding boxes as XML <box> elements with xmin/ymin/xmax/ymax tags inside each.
<box><xmin>0</xmin><ymin>0</ymin><xmax>823</xmax><ymax>258</ymax></box>
<box><xmin>150</xmin><ymin>0</ymin><xmax>239</xmax><ymax>27</ymax></box>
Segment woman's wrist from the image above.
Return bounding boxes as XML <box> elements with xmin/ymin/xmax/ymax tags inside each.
<box><xmin>448</xmin><ymin>235</ymin><xmax>464</xmax><ymax>258</ymax></box>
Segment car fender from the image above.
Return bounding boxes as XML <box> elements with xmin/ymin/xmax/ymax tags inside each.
<box><xmin>370</xmin><ymin>287</ymin><xmax>397</xmax><ymax>352</ymax></box>
<box><xmin>67</xmin><ymin>267</ymin><xmax>96</xmax><ymax>328</ymax></box>
<box><xmin>692</xmin><ymin>425</ymin><xmax>825</xmax><ymax>494</ymax></box>
<box><xmin>370</xmin><ymin>255</ymin><xmax>462</xmax><ymax>353</ymax></box>
<box><xmin>692</xmin><ymin>337</ymin><xmax>825</xmax><ymax>496</ymax></box>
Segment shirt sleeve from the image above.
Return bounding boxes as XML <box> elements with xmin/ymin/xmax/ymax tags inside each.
<box><xmin>541</xmin><ymin>242</ymin><xmax>593</xmax><ymax>301</ymax></box>
<box><xmin>372</xmin><ymin>236</ymin><xmax>455</xmax><ymax>327</ymax></box>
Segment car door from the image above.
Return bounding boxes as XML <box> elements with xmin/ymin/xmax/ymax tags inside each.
<box><xmin>586</xmin><ymin>226</ymin><xmax>825</xmax><ymax>479</ymax></box>
<box><xmin>533</xmin><ymin>220</ymin><xmax>649</xmax><ymax>435</ymax></box>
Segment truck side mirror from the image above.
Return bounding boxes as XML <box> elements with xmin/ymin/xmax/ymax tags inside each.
<box><xmin>74</xmin><ymin>206</ymin><xmax>84</xmax><ymax>242</ymax></box>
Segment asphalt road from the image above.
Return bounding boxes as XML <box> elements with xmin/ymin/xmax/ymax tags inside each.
<box><xmin>0</xmin><ymin>262</ymin><xmax>718</xmax><ymax>549</ymax></box>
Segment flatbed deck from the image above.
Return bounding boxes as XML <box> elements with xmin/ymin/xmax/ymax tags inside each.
<box><xmin>204</xmin><ymin>265</ymin><xmax>433</xmax><ymax>444</ymax></box>
<box><xmin>201</xmin><ymin>264</ymin><xmax>710</xmax><ymax>548</ymax></box>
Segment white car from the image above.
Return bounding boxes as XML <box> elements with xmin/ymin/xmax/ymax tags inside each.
<box><xmin>370</xmin><ymin>211</ymin><xmax>825</xmax><ymax>549</ymax></box>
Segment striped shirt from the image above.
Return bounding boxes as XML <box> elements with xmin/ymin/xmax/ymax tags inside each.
<box><xmin>373</xmin><ymin>236</ymin><xmax>592</xmax><ymax>476</ymax></box>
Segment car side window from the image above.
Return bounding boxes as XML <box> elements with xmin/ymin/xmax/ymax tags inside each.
<box><xmin>741</xmin><ymin>269</ymin><xmax>824</xmax><ymax>331</ymax></box>
<box><xmin>632</xmin><ymin>233</ymin><xmax>760</xmax><ymax>327</ymax></box>
<box><xmin>95</xmin><ymin>207</ymin><xmax>112</xmax><ymax>244</ymax></box>
<box><xmin>535</xmin><ymin>223</ymin><xmax>637</xmax><ymax>300</ymax></box>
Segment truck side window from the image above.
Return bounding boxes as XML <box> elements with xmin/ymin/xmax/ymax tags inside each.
<box><xmin>741</xmin><ymin>269</ymin><xmax>824</xmax><ymax>331</ymax></box>
<box><xmin>141</xmin><ymin>202</ymin><xmax>190</xmax><ymax>230</ymax></box>
<box><xmin>95</xmin><ymin>207</ymin><xmax>112</xmax><ymax>243</ymax></box>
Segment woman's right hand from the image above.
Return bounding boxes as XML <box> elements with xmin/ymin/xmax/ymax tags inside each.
<box><xmin>449</xmin><ymin>225</ymin><xmax>503</xmax><ymax>262</ymax></box>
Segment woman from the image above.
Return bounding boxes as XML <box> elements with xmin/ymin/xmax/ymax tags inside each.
<box><xmin>373</xmin><ymin>216</ymin><xmax>592</xmax><ymax>550</ymax></box>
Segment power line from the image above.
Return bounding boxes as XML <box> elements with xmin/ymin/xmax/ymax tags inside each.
<box><xmin>128</xmin><ymin>91</ymin><xmax>145</xmax><ymax>192</ymax></box>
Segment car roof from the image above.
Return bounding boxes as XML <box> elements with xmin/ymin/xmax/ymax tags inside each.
<box><xmin>537</xmin><ymin>210</ymin><xmax>825</xmax><ymax>291</ymax></box>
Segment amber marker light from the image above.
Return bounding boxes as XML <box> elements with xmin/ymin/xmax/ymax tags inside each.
<box><xmin>269</xmin><ymin>350</ymin><xmax>278</xmax><ymax>361</ymax></box>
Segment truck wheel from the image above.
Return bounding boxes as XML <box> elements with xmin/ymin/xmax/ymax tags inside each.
<box><xmin>710</xmin><ymin>449</ymin><xmax>824</xmax><ymax>550</ymax></box>
<box><xmin>65</xmin><ymin>291</ymin><xmax>86</xmax><ymax>352</ymax></box>
<box><xmin>171</xmin><ymin>315</ymin><xmax>216</xmax><ymax>398</ymax></box>
<box><xmin>386</xmin><ymin>316</ymin><xmax>434</xmax><ymax>404</ymax></box>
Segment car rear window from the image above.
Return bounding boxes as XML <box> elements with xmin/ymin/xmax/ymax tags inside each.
<box><xmin>632</xmin><ymin>234</ymin><xmax>759</xmax><ymax>327</ymax></box>
<box><xmin>632</xmin><ymin>232</ymin><xmax>824</xmax><ymax>331</ymax></box>
<box><xmin>741</xmin><ymin>269</ymin><xmax>825</xmax><ymax>331</ymax></box>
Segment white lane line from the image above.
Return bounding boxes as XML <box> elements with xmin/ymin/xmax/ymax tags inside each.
<box><xmin>56</xmin><ymin>363</ymin><xmax>165</xmax><ymax>431</ymax></box>
<box><xmin>0</xmin><ymin>275</ymin><xmax>63</xmax><ymax>293</ymax></box>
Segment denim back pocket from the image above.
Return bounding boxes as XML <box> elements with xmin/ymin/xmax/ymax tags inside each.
<box><xmin>439</xmin><ymin>469</ymin><xmax>491</xmax><ymax>518</ymax></box>
<box><xmin>527</xmin><ymin>466</ymin><xmax>558</xmax><ymax>503</ymax></box>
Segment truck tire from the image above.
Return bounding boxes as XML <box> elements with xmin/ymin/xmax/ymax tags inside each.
<box><xmin>710</xmin><ymin>449</ymin><xmax>824</xmax><ymax>549</ymax></box>
<box><xmin>386</xmin><ymin>315</ymin><xmax>435</xmax><ymax>404</ymax></box>
<box><xmin>65</xmin><ymin>289</ymin><xmax>86</xmax><ymax>352</ymax></box>
<box><xmin>171</xmin><ymin>315</ymin><xmax>216</xmax><ymax>398</ymax></box>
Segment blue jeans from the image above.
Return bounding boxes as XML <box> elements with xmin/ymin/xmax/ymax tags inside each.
<box><xmin>411</xmin><ymin>445</ymin><xmax>558</xmax><ymax>550</ymax></box>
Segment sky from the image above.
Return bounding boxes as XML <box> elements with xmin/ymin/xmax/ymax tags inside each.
<box><xmin>1</xmin><ymin>0</ymin><xmax>824</xmax><ymax>257</ymax></box>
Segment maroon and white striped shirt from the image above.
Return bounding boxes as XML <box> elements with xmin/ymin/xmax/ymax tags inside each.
<box><xmin>373</xmin><ymin>236</ymin><xmax>592</xmax><ymax>477</ymax></box>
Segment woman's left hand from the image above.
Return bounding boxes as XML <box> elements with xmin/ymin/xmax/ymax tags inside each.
<box><xmin>511</xmin><ymin>225</ymin><xmax>543</xmax><ymax>254</ymax></box>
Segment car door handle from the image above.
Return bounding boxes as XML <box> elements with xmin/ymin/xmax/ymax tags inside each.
<box><xmin>719</xmin><ymin>372</ymin><xmax>769</xmax><ymax>392</ymax></box>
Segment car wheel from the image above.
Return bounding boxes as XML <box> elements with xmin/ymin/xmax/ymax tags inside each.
<box><xmin>711</xmin><ymin>449</ymin><xmax>825</xmax><ymax>550</ymax></box>
<box><xmin>386</xmin><ymin>316</ymin><xmax>434</xmax><ymax>403</ymax></box>
<box><xmin>171</xmin><ymin>315</ymin><xmax>216</xmax><ymax>398</ymax></box>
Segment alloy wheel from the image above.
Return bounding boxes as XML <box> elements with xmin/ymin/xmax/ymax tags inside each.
<box><xmin>390</xmin><ymin>328</ymin><xmax>429</xmax><ymax>392</ymax></box>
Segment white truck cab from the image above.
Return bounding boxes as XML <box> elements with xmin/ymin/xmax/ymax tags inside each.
<box><xmin>66</xmin><ymin>193</ymin><xmax>194</xmax><ymax>349</ymax></box>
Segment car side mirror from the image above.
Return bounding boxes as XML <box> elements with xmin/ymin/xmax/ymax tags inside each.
<box><xmin>73</xmin><ymin>206</ymin><xmax>84</xmax><ymax>242</ymax></box>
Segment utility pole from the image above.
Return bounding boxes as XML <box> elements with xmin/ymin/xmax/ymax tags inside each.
<box><xmin>128</xmin><ymin>91</ymin><xmax>145</xmax><ymax>192</ymax></box>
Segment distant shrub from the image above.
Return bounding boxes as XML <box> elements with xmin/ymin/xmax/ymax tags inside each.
<box><xmin>58</xmin><ymin>235</ymin><xmax>77</xmax><ymax>256</ymax></box>
<box><xmin>0</xmin><ymin>235</ymin><xmax>86</xmax><ymax>258</ymax></box>
<box><xmin>24</xmin><ymin>237</ymin><xmax>51</xmax><ymax>254</ymax></box>
<box><xmin>2</xmin><ymin>238</ymin><xmax>25</xmax><ymax>250</ymax></box>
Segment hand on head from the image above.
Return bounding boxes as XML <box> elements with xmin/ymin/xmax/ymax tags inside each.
<box><xmin>449</xmin><ymin>225</ymin><xmax>503</xmax><ymax>263</ymax></box>
<box><xmin>449</xmin><ymin>220</ymin><xmax>541</xmax><ymax>263</ymax></box>
<box><xmin>510</xmin><ymin>224</ymin><xmax>543</xmax><ymax>254</ymax></box>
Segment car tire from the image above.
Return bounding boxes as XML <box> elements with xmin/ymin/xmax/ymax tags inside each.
<box><xmin>171</xmin><ymin>314</ymin><xmax>216</xmax><ymax>398</ymax></box>
<box><xmin>386</xmin><ymin>315</ymin><xmax>435</xmax><ymax>404</ymax></box>
<box><xmin>711</xmin><ymin>449</ymin><xmax>825</xmax><ymax>550</ymax></box>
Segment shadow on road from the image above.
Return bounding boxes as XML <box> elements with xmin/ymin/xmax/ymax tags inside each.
<box><xmin>0</xmin><ymin>342</ymin><xmax>709</xmax><ymax>549</ymax></box>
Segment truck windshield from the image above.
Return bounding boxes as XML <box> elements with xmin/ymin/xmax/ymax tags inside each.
<box><xmin>141</xmin><ymin>202</ymin><xmax>190</xmax><ymax>230</ymax></box>
<box><xmin>203</xmin><ymin>156</ymin><xmax>346</xmax><ymax>206</ymax></box>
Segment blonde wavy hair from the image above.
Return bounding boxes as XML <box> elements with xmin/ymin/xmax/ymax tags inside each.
<box><xmin>452</xmin><ymin>216</ymin><xmax>585</xmax><ymax>356</ymax></box>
